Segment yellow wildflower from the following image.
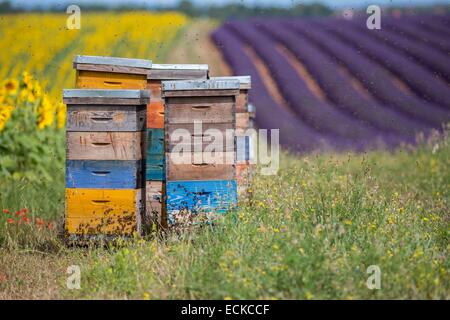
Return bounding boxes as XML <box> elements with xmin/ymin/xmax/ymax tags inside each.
<box><xmin>27</xmin><ymin>91</ymin><xmax>36</xmax><ymax>103</ymax></box>
<box><xmin>413</xmin><ymin>249</ymin><xmax>424</xmax><ymax>259</ymax></box>
<box><xmin>57</xmin><ymin>102</ymin><xmax>66</xmax><ymax>129</ymax></box>
<box><xmin>224</xmin><ymin>296</ymin><xmax>232</xmax><ymax>300</ymax></box>
<box><xmin>37</xmin><ymin>95</ymin><xmax>54</xmax><ymax>129</ymax></box>
<box><xmin>19</xmin><ymin>88</ymin><xmax>28</xmax><ymax>101</ymax></box>
<box><xmin>143</xmin><ymin>292</ymin><xmax>150</xmax><ymax>300</ymax></box>
<box><xmin>387</xmin><ymin>216</ymin><xmax>395</xmax><ymax>225</ymax></box>
<box><xmin>0</xmin><ymin>105</ymin><xmax>14</xmax><ymax>131</ymax></box>
<box><xmin>22</xmin><ymin>71</ymin><xmax>33</xmax><ymax>86</ymax></box>
<box><xmin>344</xmin><ymin>219</ymin><xmax>353</xmax><ymax>226</ymax></box>
<box><xmin>33</xmin><ymin>80</ymin><xmax>42</xmax><ymax>97</ymax></box>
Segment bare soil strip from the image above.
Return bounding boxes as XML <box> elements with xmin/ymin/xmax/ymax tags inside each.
<box><xmin>276</xmin><ymin>44</ymin><xmax>330</xmax><ymax>104</ymax></box>
<box><xmin>242</xmin><ymin>45</ymin><xmax>295</xmax><ymax>115</ymax></box>
<box><xmin>166</xmin><ymin>19</ymin><xmax>232</xmax><ymax>77</ymax></box>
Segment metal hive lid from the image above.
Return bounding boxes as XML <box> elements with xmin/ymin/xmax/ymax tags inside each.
<box><xmin>162</xmin><ymin>79</ymin><xmax>240</xmax><ymax>91</ymax></box>
<box><xmin>210</xmin><ymin>76</ymin><xmax>251</xmax><ymax>86</ymax></box>
<box><xmin>73</xmin><ymin>55</ymin><xmax>152</xmax><ymax>69</ymax></box>
<box><xmin>63</xmin><ymin>89</ymin><xmax>150</xmax><ymax>99</ymax></box>
<box><xmin>151</xmin><ymin>64</ymin><xmax>209</xmax><ymax>71</ymax></box>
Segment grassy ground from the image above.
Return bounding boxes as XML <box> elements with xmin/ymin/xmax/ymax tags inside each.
<box><xmin>0</xmin><ymin>131</ymin><xmax>448</xmax><ymax>299</ymax></box>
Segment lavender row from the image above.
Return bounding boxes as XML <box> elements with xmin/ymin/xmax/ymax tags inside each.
<box><xmin>211</xmin><ymin>27</ymin><xmax>337</xmax><ymax>153</ymax></box>
<box><xmin>364</xmin><ymin>18</ymin><xmax>450</xmax><ymax>82</ymax></box>
<box><xmin>260</xmin><ymin>20</ymin><xmax>427</xmax><ymax>141</ymax></box>
<box><xmin>288</xmin><ymin>19</ymin><xmax>449</xmax><ymax>127</ymax></box>
<box><xmin>224</xmin><ymin>21</ymin><xmax>384</xmax><ymax>148</ymax></box>
<box><xmin>316</xmin><ymin>18</ymin><xmax>450</xmax><ymax>109</ymax></box>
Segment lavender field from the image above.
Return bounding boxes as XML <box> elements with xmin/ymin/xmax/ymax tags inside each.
<box><xmin>212</xmin><ymin>15</ymin><xmax>450</xmax><ymax>153</ymax></box>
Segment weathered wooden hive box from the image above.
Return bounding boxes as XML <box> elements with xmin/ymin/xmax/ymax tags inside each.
<box><xmin>73</xmin><ymin>55</ymin><xmax>152</xmax><ymax>89</ymax></box>
<box><xmin>63</xmin><ymin>89</ymin><xmax>149</xmax><ymax>240</ymax></box>
<box><xmin>146</xmin><ymin>64</ymin><xmax>209</xmax><ymax>230</ymax></box>
<box><xmin>211</xmin><ymin>76</ymin><xmax>253</xmax><ymax>196</ymax></box>
<box><xmin>162</xmin><ymin>79</ymin><xmax>240</xmax><ymax>229</ymax></box>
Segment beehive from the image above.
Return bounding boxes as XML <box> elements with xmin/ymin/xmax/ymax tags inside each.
<box><xmin>162</xmin><ymin>79</ymin><xmax>240</xmax><ymax>230</ymax></box>
<box><xmin>73</xmin><ymin>55</ymin><xmax>152</xmax><ymax>89</ymax></box>
<box><xmin>146</xmin><ymin>64</ymin><xmax>209</xmax><ymax>230</ymax></box>
<box><xmin>63</xmin><ymin>89</ymin><xmax>149</xmax><ymax>240</ymax></box>
<box><xmin>211</xmin><ymin>76</ymin><xmax>253</xmax><ymax>196</ymax></box>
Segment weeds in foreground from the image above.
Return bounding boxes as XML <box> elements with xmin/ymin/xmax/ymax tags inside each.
<box><xmin>0</xmin><ymin>131</ymin><xmax>448</xmax><ymax>299</ymax></box>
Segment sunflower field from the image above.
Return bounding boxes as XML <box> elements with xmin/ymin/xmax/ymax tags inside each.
<box><xmin>0</xmin><ymin>12</ymin><xmax>188</xmax><ymax>182</ymax></box>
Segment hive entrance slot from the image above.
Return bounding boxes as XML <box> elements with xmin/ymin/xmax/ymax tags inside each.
<box><xmin>91</xmin><ymin>142</ymin><xmax>111</xmax><ymax>147</ymax></box>
<box><xmin>191</xmin><ymin>105</ymin><xmax>211</xmax><ymax>110</ymax></box>
<box><xmin>103</xmin><ymin>80</ymin><xmax>122</xmax><ymax>86</ymax></box>
<box><xmin>91</xmin><ymin>200</ymin><xmax>111</xmax><ymax>204</ymax></box>
<box><xmin>91</xmin><ymin>117</ymin><xmax>113</xmax><ymax>122</ymax></box>
<box><xmin>91</xmin><ymin>171</ymin><xmax>110</xmax><ymax>176</ymax></box>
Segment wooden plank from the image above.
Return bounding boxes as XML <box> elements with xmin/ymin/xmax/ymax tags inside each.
<box><xmin>236</xmin><ymin>112</ymin><xmax>250</xmax><ymax>129</ymax></box>
<box><xmin>166</xmin><ymin>152</ymin><xmax>235</xmax><ymax>181</ymax></box>
<box><xmin>248</xmin><ymin>103</ymin><xmax>256</xmax><ymax>119</ymax></box>
<box><xmin>66</xmin><ymin>160</ymin><xmax>143</xmax><ymax>189</ymax></box>
<box><xmin>147</xmin><ymin>101</ymin><xmax>165</xmax><ymax>129</ymax></box>
<box><xmin>76</xmin><ymin>71</ymin><xmax>147</xmax><ymax>89</ymax></box>
<box><xmin>66</xmin><ymin>105</ymin><xmax>146</xmax><ymax>132</ymax></box>
<box><xmin>74</xmin><ymin>55</ymin><xmax>152</xmax><ymax>68</ymax></box>
<box><xmin>236</xmin><ymin>91</ymin><xmax>249</xmax><ymax>113</ymax></box>
<box><xmin>146</xmin><ymin>154</ymin><xmax>165</xmax><ymax>181</ymax></box>
<box><xmin>151</xmin><ymin>63</ymin><xmax>208</xmax><ymax>70</ymax></box>
<box><xmin>148</xmin><ymin>69</ymin><xmax>208</xmax><ymax>80</ymax></box>
<box><xmin>146</xmin><ymin>181</ymin><xmax>163</xmax><ymax>200</ymax></box>
<box><xmin>210</xmin><ymin>76</ymin><xmax>251</xmax><ymax>90</ymax></box>
<box><xmin>236</xmin><ymin>163</ymin><xmax>251</xmax><ymax>183</ymax></box>
<box><xmin>166</xmin><ymin>180</ymin><xmax>237</xmax><ymax>227</ymax></box>
<box><xmin>65</xmin><ymin>188</ymin><xmax>143</xmax><ymax>235</ymax></box>
<box><xmin>67</xmin><ymin>131</ymin><xmax>145</xmax><ymax>160</ymax></box>
<box><xmin>166</xmin><ymin>123</ymin><xmax>234</xmax><ymax>152</ymax></box>
<box><xmin>144</xmin><ymin>181</ymin><xmax>167</xmax><ymax>229</ymax></box>
<box><xmin>146</xmin><ymin>128</ymin><xmax>165</xmax><ymax>155</ymax></box>
<box><xmin>75</xmin><ymin>63</ymin><xmax>150</xmax><ymax>75</ymax></box>
<box><xmin>64</xmin><ymin>89</ymin><xmax>149</xmax><ymax>99</ymax></box>
<box><xmin>147</xmin><ymin>80</ymin><xmax>162</xmax><ymax>100</ymax></box>
<box><xmin>64</xmin><ymin>97</ymin><xmax>147</xmax><ymax>105</ymax></box>
<box><xmin>162</xmin><ymin>79</ymin><xmax>239</xmax><ymax>91</ymax></box>
<box><xmin>163</xmin><ymin>89</ymin><xmax>239</xmax><ymax>97</ymax></box>
<box><xmin>165</xmin><ymin>96</ymin><xmax>235</xmax><ymax>124</ymax></box>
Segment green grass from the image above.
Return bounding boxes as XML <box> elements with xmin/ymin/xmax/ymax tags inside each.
<box><xmin>0</xmin><ymin>132</ymin><xmax>448</xmax><ymax>299</ymax></box>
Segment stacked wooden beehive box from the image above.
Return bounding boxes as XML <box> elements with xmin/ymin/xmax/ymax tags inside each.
<box><xmin>162</xmin><ymin>79</ymin><xmax>240</xmax><ymax>229</ymax></box>
<box><xmin>211</xmin><ymin>76</ymin><xmax>253</xmax><ymax>196</ymax></box>
<box><xmin>66</xmin><ymin>56</ymin><xmax>152</xmax><ymax>240</ymax></box>
<box><xmin>64</xmin><ymin>89</ymin><xmax>149</xmax><ymax>240</ymax></box>
<box><xmin>65</xmin><ymin>55</ymin><xmax>253</xmax><ymax>237</ymax></box>
<box><xmin>145</xmin><ymin>64</ymin><xmax>208</xmax><ymax>230</ymax></box>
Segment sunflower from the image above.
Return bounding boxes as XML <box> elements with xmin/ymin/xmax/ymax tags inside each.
<box><xmin>2</xmin><ymin>79</ymin><xmax>18</xmax><ymax>95</ymax></box>
<box><xmin>0</xmin><ymin>105</ymin><xmax>14</xmax><ymax>131</ymax></box>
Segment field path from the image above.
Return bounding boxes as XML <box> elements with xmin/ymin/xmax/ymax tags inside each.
<box><xmin>165</xmin><ymin>19</ymin><xmax>231</xmax><ymax>77</ymax></box>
